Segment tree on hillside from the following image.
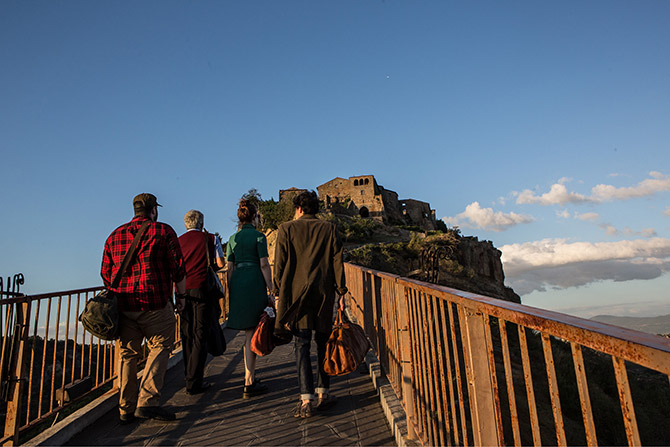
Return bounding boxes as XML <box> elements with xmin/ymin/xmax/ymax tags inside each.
<box><xmin>242</xmin><ymin>189</ymin><xmax>294</xmax><ymax>231</ymax></box>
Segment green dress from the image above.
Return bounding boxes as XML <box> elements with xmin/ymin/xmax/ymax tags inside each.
<box><xmin>226</xmin><ymin>224</ymin><xmax>269</xmax><ymax>330</ymax></box>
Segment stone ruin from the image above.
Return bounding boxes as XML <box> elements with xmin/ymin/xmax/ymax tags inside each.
<box><xmin>279</xmin><ymin>175</ymin><xmax>437</xmax><ymax>231</ymax></box>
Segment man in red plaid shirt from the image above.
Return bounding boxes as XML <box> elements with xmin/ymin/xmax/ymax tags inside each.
<box><xmin>101</xmin><ymin>193</ymin><xmax>186</xmax><ymax>424</ymax></box>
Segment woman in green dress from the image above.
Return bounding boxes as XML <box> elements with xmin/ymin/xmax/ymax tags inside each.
<box><xmin>226</xmin><ymin>198</ymin><xmax>273</xmax><ymax>398</ymax></box>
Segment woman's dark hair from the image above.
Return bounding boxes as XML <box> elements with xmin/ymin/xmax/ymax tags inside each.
<box><xmin>293</xmin><ymin>190</ymin><xmax>319</xmax><ymax>215</ymax></box>
<box><xmin>237</xmin><ymin>198</ymin><xmax>257</xmax><ymax>224</ymax></box>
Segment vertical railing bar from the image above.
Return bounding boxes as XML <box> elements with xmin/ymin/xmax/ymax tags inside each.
<box><xmin>431</xmin><ymin>296</ymin><xmax>452</xmax><ymax>446</ymax></box>
<box><xmin>50</xmin><ymin>295</ymin><xmax>63</xmax><ymax>412</ymax></box>
<box><xmin>410</xmin><ymin>288</ymin><xmax>429</xmax><ymax>444</ymax></box>
<box><xmin>72</xmin><ymin>293</ymin><xmax>81</xmax><ymax>383</ymax></box>
<box><xmin>612</xmin><ymin>356</ymin><xmax>641</xmax><ymax>447</ymax></box>
<box><xmin>0</xmin><ymin>304</ymin><xmax>13</xmax><ymax>386</ymax></box>
<box><xmin>571</xmin><ymin>343</ymin><xmax>598</xmax><ymax>446</ymax></box>
<box><xmin>26</xmin><ymin>300</ymin><xmax>41</xmax><ymax>424</ymax></box>
<box><xmin>483</xmin><ymin>314</ymin><xmax>506</xmax><ymax>444</ymax></box>
<box><xmin>399</xmin><ymin>283</ymin><xmax>418</xmax><ymax>441</ymax></box>
<box><xmin>38</xmin><ymin>297</ymin><xmax>52</xmax><ymax>418</ymax></box>
<box><xmin>405</xmin><ymin>287</ymin><xmax>422</xmax><ymax>441</ymax></box>
<box><xmin>439</xmin><ymin>297</ymin><xmax>459</xmax><ymax>446</ymax></box>
<box><xmin>457</xmin><ymin>305</ymin><xmax>482</xmax><ymax>446</ymax></box>
<box><xmin>61</xmin><ymin>295</ymin><xmax>72</xmax><ymax>393</ymax></box>
<box><xmin>102</xmin><ymin>340</ymin><xmax>108</xmax><ymax>383</ymax></box>
<box><xmin>418</xmin><ymin>292</ymin><xmax>438</xmax><ymax>445</ymax></box>
<box><xmin>518</xmin><ymin>325</ymin><xmax>542</xmax><ymax>446</ymax></box>
<box><xmin>500</xmin><ymin>319</ymin><xmax>522</xmax><ymax>446</ymax></box>
<box><xmin>448</xmin><ymin>301</ymin><xmax>469</xmax><ymax>446</ymax></box>
<box><xmin>542</xmin><ymin>333</ymin><xmax>567</xmax><ymax>446</ymax></box>
<box><xmin>96</xmin><ymin>336</ymin><xmax>102</xmax><ymax>385</ymax></box>
<box><xmin>389</xmin><ymin>281</ymin><xmax>401</xmax><ymax>394</ymax></box>
<box><xmin>88</xmin><ymin>332</ymin><xmax>93</xmax><ymax>381</ymax></box>
<box><xmin>423</xmin><ymin>294</ymin><xmax>444</xmax><ymax>446</ymax></box>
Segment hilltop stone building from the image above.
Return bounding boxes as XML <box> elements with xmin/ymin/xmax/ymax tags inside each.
<box><xmin>278</xmin><ymin>187</ymin><xmax>308</xmax><ymax>203</ymax></box>
<box><xmin>316</xmin><ymin>175</ymin><xmax>437</xmax><ymax>230</ymax></box>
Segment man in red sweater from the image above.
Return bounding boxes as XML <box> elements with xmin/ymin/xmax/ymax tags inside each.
<box><xmin>178</xmin><ymin>210</ymin><xmax>225</xmax><ymax>394</ymax></box>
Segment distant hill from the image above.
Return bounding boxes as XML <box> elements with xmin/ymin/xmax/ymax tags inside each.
<box><xmin>591</xmin><ymin>314</ymin><xmax>670</xmax><ymax>336</ymax></box>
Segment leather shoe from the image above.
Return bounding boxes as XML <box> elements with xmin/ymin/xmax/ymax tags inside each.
<box><xmin>242</xmin><ymin>381</ymin><xmax>268</xmax><ymax>399</ymax></box>
<box><xmin>119</xmin><ymin>413</ymin><xmax>136</xmax><ymax>425</ymax></box>
<box><xmin>134</xmin><ymin>406</ymin><xmax>176</xmax><ymax>421</ymax></box>
<box><xmin>315</xmin><ymin>394</ymin><xmax>338</xmax><ymax>411</ymax></box>
<box><xmin>293</xmin><ymin>401</ymin><xmax>313</xmax><ymax>418</ymax></box>
<box><xmin>186</xmin><ymin>381</ymin><xmax>212</xmax><ymax>395</ymax></box>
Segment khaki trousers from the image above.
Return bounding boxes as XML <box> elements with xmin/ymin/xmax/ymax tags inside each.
<box><xmin>118</xmin><ymin>303</ymin><xmax>175</xmax><ymax>415</ymax></box>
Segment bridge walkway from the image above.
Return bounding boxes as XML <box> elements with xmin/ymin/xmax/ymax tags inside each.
<box><xmin>66</xmin><ymin>331</ymin><xmax>395</xmax><ymax>446</ymax></box>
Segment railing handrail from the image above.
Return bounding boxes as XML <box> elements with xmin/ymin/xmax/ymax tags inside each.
<box><xmin>350</xmin><ymin>262</ymin><xmax>670</xmax><ymax>365</ymax></box>
<box><xmin>344</xmin><ymin>262</ymin><xmax>670</xmax><ymax>446</ymax></box>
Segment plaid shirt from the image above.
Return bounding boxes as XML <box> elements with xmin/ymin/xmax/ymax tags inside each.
<box><xmin>101</xmin><ymin>216</ymin><xmax>186</xmax><ymax>311</ymax></box>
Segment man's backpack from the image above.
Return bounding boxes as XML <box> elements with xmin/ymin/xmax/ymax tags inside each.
<box><xmin>79</xmin><ymin>221</ymin><xmax>150</xmax><ymax>340</ymax></box>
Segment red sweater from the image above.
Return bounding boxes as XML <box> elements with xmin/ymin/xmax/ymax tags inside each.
<box><xmin>178</xmin><ymin>230</ymin><xmax>215</xmax><ymax>290</ymax></box>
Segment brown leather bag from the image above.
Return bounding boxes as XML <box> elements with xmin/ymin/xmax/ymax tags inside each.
<box><xmin>323</xmin><ymin>308</ymin><xmax>371</xmax><ymax>376</ymax></box>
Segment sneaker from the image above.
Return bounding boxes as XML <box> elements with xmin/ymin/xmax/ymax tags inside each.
<box><xmin>134</xmin><ymin>406</ymin><xmax>176</xmax><ymax>421</ymax></box>
<box><xmin>186</xmin><ymin>381</ymin><xmax>212</xmax><ymax>395</ymax></box>
<box><xmin>315</xmin><ymin>394</ymin><xmax>338</xmax><ymax>411</ymax></box>
<box><xmin>242</xmin><ymin>381</ymin><xmax>268</xmax><ymax>399</ymax></box>
<box><xmin>293</xmin><ymin>401</ymin><xmax>314</xmax><ymax>418</ymax></box>
<box><xmin>119</xmin><ymin>412</ymin><xmax>136</xmax><ymax>425</ymax></box>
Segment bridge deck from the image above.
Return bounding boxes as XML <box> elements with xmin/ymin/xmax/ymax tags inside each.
<box><xmin>66</xmin><ymin>331</ymin><xmax>395</xmax><ymax>446</ymax></box>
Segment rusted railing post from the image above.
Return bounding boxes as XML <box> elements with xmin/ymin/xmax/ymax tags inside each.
<box><xmin>3</xmin><ymin>300</ymin><xmax>30</xmax><ymax>446</ymax></box>
<box><xmin>459</xmin><ymin>307</ymin><xmax>501</xmax><ymax>446</ymax></box>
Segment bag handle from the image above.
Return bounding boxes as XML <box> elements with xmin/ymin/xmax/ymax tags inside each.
<box><xmin>111</xmin><ymin>221</ymin><xmax>150</xmax><ymax>289</ymax></box>
<box><xmin>203</xmin><ymin>229</ymin><xmax>213</xmax><ymax>269</ymax></box>
<box><xmin>335</xmin><ymin>307</ymin><xmax>345</xmax><ymax>326</ymax></box>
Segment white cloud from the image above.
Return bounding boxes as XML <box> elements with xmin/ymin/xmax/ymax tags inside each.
<box><xmin>599</xmin><ymin>223</ymin><xmax>619</xmax><ymax>235</ymax></box>
<box><xmin>515</xmin><ymin>172</ymin><xmax>670</xmax><ymax>206</ymax></box>
<box><xmin>556</xmin><ymin>209</ymin><xmax>571</xmax><ymax>219</ymax></box>
<box><xmin>664</xmin><ymin>207</ymin><xmax>670</xmax><ymax>217</ymax></box>
<box><xmin>442</xmin><ymin>202</ymin><xmax>534</xmax><ymax>232</ymax></box>
<box><xmin>501</xmin><ymin>238</ymin><xmax>670</xmax><ymax>295</ymax></box>
<box><xmin>516</xmin><ymin>183</ymin><xmax>592</xmax><ymax>205</ymax></box>
<box><xmin>576</xmin><ymin>212</ymin><xmax>599</xmax><ymax>222</ymax></box>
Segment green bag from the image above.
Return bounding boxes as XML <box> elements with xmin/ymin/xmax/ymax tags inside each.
<box><xmin>79</xmin><ymin>221</ymin><xmax>150</xmax><ymax>340</ymax></box>
<box><xmin>79</xmin><ymin>289</ymin><xmax>120</xmax><ymax>340</ymax></box>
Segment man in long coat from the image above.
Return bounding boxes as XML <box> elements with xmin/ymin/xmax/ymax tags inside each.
<box><xmin>273</xmin><ymin>190</ymin><xmax>347</xmax><ymax>418</ymax></box>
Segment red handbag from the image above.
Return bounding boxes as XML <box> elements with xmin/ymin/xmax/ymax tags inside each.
<box><xmin>251</xmin><ymin>310</ymin><xmax>275</xmax><ymax>356</ymax></box>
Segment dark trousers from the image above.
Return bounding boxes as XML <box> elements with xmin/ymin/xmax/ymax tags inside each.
<box><xmin>294</xmin><ymin>329</ymin><xmax>330</xmax><ymax>399</ymax></box>
<box><xmin>180</xmin><ymin>288</ymin><xmax>211</xmax><ymax>391</ymax></box>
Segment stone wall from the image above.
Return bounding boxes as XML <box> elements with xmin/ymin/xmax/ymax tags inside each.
<box><xmin>317</xmin><ymin>175</ymin><xmax>436</xmax><ymax>230</ymax></box>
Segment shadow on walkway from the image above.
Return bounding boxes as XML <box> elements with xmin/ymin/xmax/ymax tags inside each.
<box><xmin>67</xmin><ymin>331</ymin><xmax>395</xmax><ymax>446</ymax></box>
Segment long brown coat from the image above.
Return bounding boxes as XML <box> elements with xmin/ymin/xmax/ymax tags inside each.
<box><xmin>272</xmin><ymin>214</ymin><xmax>347</xmax><ymax>333</ymax></box>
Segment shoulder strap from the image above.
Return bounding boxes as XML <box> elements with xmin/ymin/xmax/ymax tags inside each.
<box><xmin>111</xmin><ymin>220</ymin><xmax>151</xmax><ymax>289</ymax></box>
<box><xmin>204</xmin><ymin>229</ymin><xmax>213</xmax><ymax>268</ymax></box>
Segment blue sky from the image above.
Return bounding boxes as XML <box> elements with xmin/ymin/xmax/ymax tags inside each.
<box><xmin>2</xmin><ymin>1</ymin><xmax>669</xmax><ymax>319</ymax></box>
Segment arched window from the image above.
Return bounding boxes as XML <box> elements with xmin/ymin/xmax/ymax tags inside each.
<box><xmin>364</xmin><ymin>178</ymin><xmax>370</xmax><ymax>185</ymax></box>
<box><xmin>354</xmin><ymin>179</ymin><xmax>359</xmax><ymax>186</ymax></box>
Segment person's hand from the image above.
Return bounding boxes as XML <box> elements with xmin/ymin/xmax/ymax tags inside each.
<box><xmin>175</xmin><ymin>295</ymin><xmax>186</xmax><ymax>314</ymax></box>
<box><xmin>338</xmin><ymin>294</ymin><xmax>345</xmax><ymax>311</ymax></box>
<box><xmin>268</xmin><ymin>294</ymin><xmax>276</xmax><ymax>307</ymax></box>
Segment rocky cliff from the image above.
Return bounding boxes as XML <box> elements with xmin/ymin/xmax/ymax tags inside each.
<box><xmin>265</xmin><ymin>215</ymin><xmax>520</xmax><ymax>303</ymax></box>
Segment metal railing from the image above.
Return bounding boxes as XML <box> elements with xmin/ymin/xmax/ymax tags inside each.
<box><xmin>344</xmin><ymin>263</ymin><xmax>670</xmax><ymax>446</ymax></box>
<box><xmin>0</xmin><ymin>271</ymin><xmax>228</xmax><ymax>446</ymax></box>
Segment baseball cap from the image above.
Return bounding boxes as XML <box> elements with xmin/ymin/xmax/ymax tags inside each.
<box><xmin>133</xmin><ymin>193</ymin><xmax>162</xmax><ymax>212</ymax></box>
